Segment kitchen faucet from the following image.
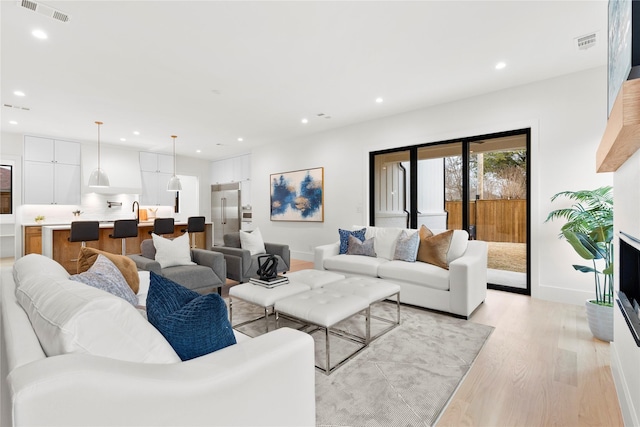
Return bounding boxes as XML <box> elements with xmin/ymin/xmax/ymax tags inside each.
<box><xmin>132</xmin><ymin>201</ymin><xmax>140</xmax><ymax>224</ymax></box>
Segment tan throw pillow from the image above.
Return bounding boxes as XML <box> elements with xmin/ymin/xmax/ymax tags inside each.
<box><xmin>417</xmin><ymin>229</ymin><xmax>453</xmax><ymax>269</ymax></box>
<box><xmin>419</xmin><ymin>224</ymin><xmax>434</xmax><ymax>239</ymax></box>
<box><xmin>78</xmin><ymin>247</ymin><xmax>140</xmax><ymax>294</ymax></box>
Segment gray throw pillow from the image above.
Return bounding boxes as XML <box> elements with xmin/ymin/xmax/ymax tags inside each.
<box><xmin>346</xmin><ymin>235</ymin><xmax>376</xmax><ymax>257</ymax></box>
<box><xmin>393</xmin><ymin>230</ymin><xmax>420</xmax><ymax>262</ymax></box>
<box><xmin>70</xmin><ymin>254</ymin><xmax>138</xmax><ymax>306</ymax></box>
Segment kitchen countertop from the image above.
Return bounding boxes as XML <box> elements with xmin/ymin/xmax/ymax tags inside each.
<box><xmin>38</xmin><ymin>220</ymin><xmax>192</xmax><ymax>230</ymax></box>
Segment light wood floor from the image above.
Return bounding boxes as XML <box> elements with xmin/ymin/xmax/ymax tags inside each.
<box><xmin>289</xmin><ymin>259</ymin><xmax>623</xmax><ymax>427</ymax></box>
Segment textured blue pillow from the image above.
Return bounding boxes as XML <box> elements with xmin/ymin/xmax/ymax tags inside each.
<box><xmin>393</xmin><ymin>230</ymin><xmax>420</xmax><ymax>262</ymax></box>
<box><xmin>338</xmin><ymin>228</ymin><xmax>366</xmax><ymax>254</ymax></box>
<box><xmin>146</xmin><ymin>272</ymin><xmax>236</xmax><ymax>361</ymax></box>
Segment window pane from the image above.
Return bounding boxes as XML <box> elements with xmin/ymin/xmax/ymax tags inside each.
<box><xmin>0</xmin><ymin>165</ymin><xmax>12</xmax><ymax>215</ymax></box>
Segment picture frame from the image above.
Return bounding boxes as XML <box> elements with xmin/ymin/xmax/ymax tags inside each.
<box><xmin>270</xmin><ymin>167</ymin><xmax>324</xmax><ymax>222</ymax></box>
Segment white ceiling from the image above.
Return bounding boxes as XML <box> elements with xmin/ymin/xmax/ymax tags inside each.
<box><xmin>1</xmin><ymin>1</ymin><xmax>607</xmax><ymax>161</ymax></box>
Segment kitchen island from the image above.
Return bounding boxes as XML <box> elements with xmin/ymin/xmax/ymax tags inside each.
<box><xmin>41</xmin><ymin>220</ymin><xmax>213</xmax><ymax>274</ymax></box>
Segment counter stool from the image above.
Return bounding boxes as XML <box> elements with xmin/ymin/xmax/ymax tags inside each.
<box><xmin>181</xmin><ymin>216</ymin><xmax>205</xmax><ymax>248</ymax></box>
<box><xmin>109</xmin><ymin>219</ymin><xmax>139</xmax><ymax>255</ymax></box>
<box><xmin>68</xmin><ymin>221</ymin><xmax>100</xmax><ymax>247</ymax></box>
<box><xmin>148</xmin><ymin>218</ymin><xmax>175</xmax><ymax>236</ymax></box>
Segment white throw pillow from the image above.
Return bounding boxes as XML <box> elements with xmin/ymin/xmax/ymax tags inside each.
<box><xmin>240</xmin><ymin>227</ymin><xmax>266</xmax><ymax>255</ymax></box>
<box><xmin>14</xmin><ymin>258</ymin><xmax>180</xmax><ymax>364</ymax></box>
<box><xmin>152</xmin><ymin>232</ymin><xmax>195</xmax><ymax>268</ymax></box>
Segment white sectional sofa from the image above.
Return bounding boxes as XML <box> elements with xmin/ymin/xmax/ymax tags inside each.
<box><xmin>314</xmin><ymin>226</ymin><xmax>487</xmax><ymax>318</ymax></box>
<box><xmin>1</xmin><ymin>254</ymin><xmax>316</xmax><ymax>427</ymax></box>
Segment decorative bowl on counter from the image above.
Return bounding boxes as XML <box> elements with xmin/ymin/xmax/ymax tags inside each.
<box><xmin>35</xmin><ymin>215</ymin><xmax>45</xmax><ymax>224</ymax></box>
<box><xmin>72</xmin><ymin>210</ymin><xmax>83</xmax><ymax>217</ymax></box>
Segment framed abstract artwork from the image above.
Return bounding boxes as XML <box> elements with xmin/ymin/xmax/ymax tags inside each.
<box><xmin>270</xmin><ymin>167</ymin><xmax>324</xmax><ymax>222</ymax></box>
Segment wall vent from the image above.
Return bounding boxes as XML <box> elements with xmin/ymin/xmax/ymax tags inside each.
<box><xmin>3</xmin><ymin>104</ymin><xmax>31</xmax><ymax>111</ymax></box>
<box><xmin>17</xmin><ymin>0</ymin><xmax>70</xmax><ymax>23</ymax></box>
<box><xmin>576</xmin><ymin>32</ymin><xmax>597</xmax><ymax>50</ymax></box>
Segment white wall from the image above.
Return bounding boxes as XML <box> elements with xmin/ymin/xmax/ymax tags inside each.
<box><xmin>251</xmin><ymin>66</ymin><xmax>612</xmax><ymax>306</ymax></box>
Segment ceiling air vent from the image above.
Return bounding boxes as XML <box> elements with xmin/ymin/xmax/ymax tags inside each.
<box><xmin>3</xmin><ymin>104</ymin><xmax>31</xmax><ymax>111</ymax></box>
<box><xmin>17</xmin><ymin>0</ymin><xmax>71</xmax><ymax>23</ymax></box>
<box><xmin>576</xmin><ymin>32</ymin><xmax>596</xmax><ymax>50</ymax></box>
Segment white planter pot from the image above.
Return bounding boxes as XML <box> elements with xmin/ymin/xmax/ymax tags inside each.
<box><xmin>585</xmin><ymin>300</ymin><xmax>614</xmax><ymax>342</ymax></box>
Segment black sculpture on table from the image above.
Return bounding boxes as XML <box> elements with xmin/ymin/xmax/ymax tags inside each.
<box><xmin>256</xmin><ymin>254</ymin><xmax>279</xmax><ymax>281</ymax></box>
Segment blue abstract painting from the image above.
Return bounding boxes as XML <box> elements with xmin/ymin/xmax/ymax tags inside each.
<box><xmin>270</xmin><ymin>167</ymin><xmax>324</xmax><ymax>222</ymax></box>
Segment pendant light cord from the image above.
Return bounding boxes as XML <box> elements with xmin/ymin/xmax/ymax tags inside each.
<box><xmin>95</xmin><ymin>121</ymin><xmax>103</xmax><ymax>171</ymax></box>
<box><xmin>171</xmin><ymin>135</ymin><xmax>177</xmax><ymax>177</ymax></box>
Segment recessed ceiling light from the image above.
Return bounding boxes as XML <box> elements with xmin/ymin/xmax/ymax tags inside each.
<box><xmin>9</xmin><ymin>120</ymin><xmax>17</xmax><ymax>125</ymax></box>
<box><xmin>237</xmin><ymin>137</ymin><xmax>243</xmax><ymax>142</ymax></box>
<box><xmin>14</xmin><ymin>91</ymin><xmax>25</xmax><ymax>97</ymax></box>
<box><xmin>495</xmin><ymin>62</ymin><xmax>506</xmax><ymax>70</ymax></box>
<box><xmin>120</xmin><ymin>138</ymin><xmax>126</xmax><ymax>142</ymax></box>
<box><xmin>32</xmin><ymin>29</ymin><xmax>48</xmax><ymax>40</ymax></box>
<box><xmin>376</xmin><ymin>97</ymin><xmax>384</xmax><ymax>103</ymax></box>
<box><xmin>196</xmin><ymin>149</ymin><xmax>201</xmax><ymax>153</ymax></box>
<box><xmin>301</xmin><ymin>118</ymin><xmax>308</xmax><ymax>124</ymax></box>
<box><xmin>133</xmin><ymin>131</ymin><xmax>140</xmax><ymax>135</ymax></box>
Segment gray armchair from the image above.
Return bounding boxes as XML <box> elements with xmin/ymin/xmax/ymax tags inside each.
<box><xmin>211</xmin><ymin>232</ymin><xmax>290</xmax><ymax>283</ymax></box>
<box><xmin>129</xmin><ymin>239</ymin><xmax>227</xmax><ymax>294</ymax></box>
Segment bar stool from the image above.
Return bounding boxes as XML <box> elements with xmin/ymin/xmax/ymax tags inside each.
<box><xmin>109</xmin><ymin>219</ymin><xmax>139</xmax><ymax>255</ymax></box>
<box><xmin>148</xmin><ymin>217</ymin><xmax>175</xmax><ymax>236</ymax></box>
<box><xmin>181</xmin><ymin>216</ymin><xmax>205</xmax><ymax>248</ymax></box>
<box><xmin>68</xmin><ymin>221</ymin><xmax>100</xmax><ymax>247</ymax></box>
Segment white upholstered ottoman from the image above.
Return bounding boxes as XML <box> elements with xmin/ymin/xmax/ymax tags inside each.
<box><xmin>286</xmin><ymin>269</ymin><xmax>346</xmax><ymax>289</ymax></box>
<box><xmin>323</xmin><ymin>276</ymin><xmax>401</xmax><ymax>341</ymax></box>
<box><xmin>228</xmin><ymin>269</ymin><xmax>346</xmax><ymax>333</ymax></box>
<box><xmin>228</xmin><ymin>282</ymin><xmax>311</xmax><ymax>333</ymax></box>
<box><xmin>275</xmin><ymin>288</ymin><xmax>370</xmax><ymax>374</ymax></box>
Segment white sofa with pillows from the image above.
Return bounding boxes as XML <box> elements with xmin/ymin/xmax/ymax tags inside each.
<box><xmin>314</xmin><ymin>226</ymin><xmax>487</xmax><ymax>318</ymax></box>
<box><xmin>1</xmin><ymin>253</ymin><xmax>315</xmax><ymax>427</ymax></box>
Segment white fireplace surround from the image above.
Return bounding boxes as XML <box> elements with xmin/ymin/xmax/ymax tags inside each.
<box><xmin>611</xmin><ymin>147</ymin><xmax>640</xmax><ymax>426</ymax></box>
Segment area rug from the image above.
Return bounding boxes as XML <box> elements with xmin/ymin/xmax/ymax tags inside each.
<box><xmin>229</xmin><ymin>299</ymin><xmax>494</xmax><ymax>427</ymax></box>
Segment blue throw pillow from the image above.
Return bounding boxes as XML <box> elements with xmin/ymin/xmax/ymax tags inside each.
<box><xmin>338</xmin><ymin>228</ymin><xmax>366</xmax><ymax>254</ymax></box>
<box><xmin>146</xmin><ymin>272</ymin><xmax>236</xmax><ymax>361</ymax></box>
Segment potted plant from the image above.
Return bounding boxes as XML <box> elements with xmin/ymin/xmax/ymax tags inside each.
<box><xmin>545</xmin><ymin>186</ymin><xmax>614</xmax><ymax>342</ymax></box>
<box><xmin>34</xmin><ymin>215</ymin><xmax>45</xmax><ymax>224</ymax></box>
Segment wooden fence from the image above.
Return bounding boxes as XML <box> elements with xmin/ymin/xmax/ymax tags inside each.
<box><xmin>445</xmin><ymin>199</ymin><xmax>526</xmax><ymax>243</ymax></box>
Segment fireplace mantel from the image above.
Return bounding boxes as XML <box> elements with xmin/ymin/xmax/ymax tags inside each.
<box><xmin>597</xmin><ymin>78</ymin><xmax>640</xmax><ymax>172</ymax></box>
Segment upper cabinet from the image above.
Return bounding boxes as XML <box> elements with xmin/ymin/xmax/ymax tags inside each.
<box><xmin>211</xmin><ymin>154</ymin><xmax>251</xmax><ymax>184</ymax></box>
<box><xmin>139</xmin><ymin>152</ymin><xmax>175</xmax><ymax>206</ymax></box>
<box><xmin>24</xmin><ymin>136</ymin><xmax>81</xmax><ymax>205</ymax></box>
<box><xmin>140</xmin><ymin>151</ymin><xmax>173</xmax><ymax>173</ymax></box>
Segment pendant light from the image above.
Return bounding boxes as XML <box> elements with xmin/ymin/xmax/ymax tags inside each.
<box><xmin>167</xmin><ymin>135</ymin><xmax>182</xmax><ymax>191</ymax></box>
<box><xmin>88</xmin><ymin>121</ymin><xmax>110</xmax><ymax>187</ymax></box>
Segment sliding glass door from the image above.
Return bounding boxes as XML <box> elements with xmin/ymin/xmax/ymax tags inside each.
<box><xmin>370</xmin><ymin>129</ymin><xmax>530</xmax><ymax>294</ymax></box>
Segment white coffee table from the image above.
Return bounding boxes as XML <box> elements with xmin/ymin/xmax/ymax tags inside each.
<box><xmin>322</xmin><ymin>276</ymin><xmax>401</xmax><ymax>341</ymax></box>
<box><xmin>275</xmin><ymin>287</ymin><xmax>370</xmax><ymax>375</ymax></box>
<box><xmin>228</xmin><ymin>282</ymin><xmax>311</xmax><ymax>333</ymax></box>
<box><xmin>228</xmin><ymin>270</ymin><xmax>346</xmax><ymax>333</ymax></box>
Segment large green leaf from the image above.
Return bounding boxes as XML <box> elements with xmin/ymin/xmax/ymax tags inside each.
<box><xmin>572</xmin><ymin>264</ymin><xmax>599</xmax><ymax>274</ymax></box>
<box><xmin>563</xmin><ymin>230</ymin><xmax>601</xmax><ymax>260</ymax></box>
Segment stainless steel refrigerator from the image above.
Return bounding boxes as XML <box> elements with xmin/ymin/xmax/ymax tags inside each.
<box><xmin>211</xmin><ymin>183</ymin><xmax>241</xmax><ymax>246</ymax></box>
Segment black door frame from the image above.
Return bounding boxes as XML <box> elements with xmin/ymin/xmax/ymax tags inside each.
<box><xmin>369</xmin><ymin>128</ymin><xmax>531</xmax><ymax>296</ymax></box>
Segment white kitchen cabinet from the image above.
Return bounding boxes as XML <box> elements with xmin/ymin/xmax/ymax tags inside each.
<box><xmin>23</xmin><ymin>136</ymin><xmax>81</xmax><ymax>205</ymax></box>
<box><xmin>140</xmin><ymin>152</ymin><xmax>176</xmax><ymax>206</ymax></box>
<box><xmin>211</xmin><ymin>154</ymin><xmax>251</xmax><ymax>184</ymax></box>
<box><xmin>140</xmin><ymin>152</ymin><xmax>173</xmax><ymax>173</ymax></box>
